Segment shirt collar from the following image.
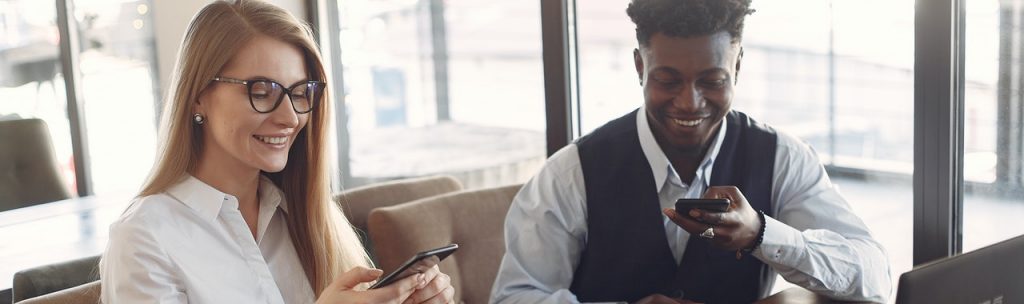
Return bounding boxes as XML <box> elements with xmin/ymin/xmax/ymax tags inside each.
<box><xmin>636</xmin><ymin>107</ymin><xmax>728</xmax><ymax>192</ymax></box>
<box><xmin>166</xmin><ymin>174</ymin><xmax>288</xmax><ymax>223</ymax></box>
<box><xmin>258</xmin><ymin>175</ymin><xmax>288</xmax><ymax>214</ymax></box>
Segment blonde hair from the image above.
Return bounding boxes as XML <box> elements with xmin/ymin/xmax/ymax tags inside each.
<box><xmin>137</xmin><ymin>0</ymin><xmax>369</xmax><ymax>295</ymax></box>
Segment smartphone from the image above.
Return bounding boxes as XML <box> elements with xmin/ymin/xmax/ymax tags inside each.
<box><xmin>674</xmin><ymin>198</ymin><xmax>730</xmax><ymax>214</ymax></box>
<box><xmin>369</xmin><ymin>244</ymin><xmax>459</xmax><ymax>289</ymax></box>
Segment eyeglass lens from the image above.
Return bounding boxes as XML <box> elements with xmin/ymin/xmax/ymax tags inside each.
<box><xmin>248</xmin><ymin>80</ymin><xmax>321</xmax><ymax>113</ymax></box>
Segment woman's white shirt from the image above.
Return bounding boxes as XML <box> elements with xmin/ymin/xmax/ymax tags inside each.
<box><xmin>101</xmin><ymin>175</ymin><xmax>315</xmax><ymax>304</ymax></box>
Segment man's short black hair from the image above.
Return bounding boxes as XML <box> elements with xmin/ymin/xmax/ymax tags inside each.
<box><xmin>626</xmin><ymin>0</ymin><xmax>755</xmax><ymax>46</ymax></box>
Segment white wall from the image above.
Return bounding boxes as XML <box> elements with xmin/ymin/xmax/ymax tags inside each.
<box><xmin>151</xmin><ymin>0</ymin><xmax>307</xmax><ymax>95</ymax></box>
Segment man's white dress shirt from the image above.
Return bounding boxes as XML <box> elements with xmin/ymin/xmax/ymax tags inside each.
<box><xmin>490</xmin><ymin>108</ymin><xmax>892</xmax><ymax>303</ymax></box>
<box><xmin>101</xmin><ymin>175</ymin><xmax>315</xmax><ymax>303</ymax></box>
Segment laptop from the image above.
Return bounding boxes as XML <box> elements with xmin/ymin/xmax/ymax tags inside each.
<box><xmin>895</xmin><ymin>234</ymin><xmax>1024</xmax><ymax>304</ymax></box>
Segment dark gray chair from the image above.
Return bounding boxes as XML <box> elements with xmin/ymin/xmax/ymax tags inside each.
<box><xmin>12</xmin><ymin>255</ymin><xmax>100</xmax><ymax>303</ymax></box>
<box><xmin>0</xmin><ymin>118</ymin><xmax>72</xmax><ymax>211</ymax></box>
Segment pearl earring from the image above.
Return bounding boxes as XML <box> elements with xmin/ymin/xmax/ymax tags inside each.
<box><xmin>193</xmin><ymin>113</ymin><xmax>205</xmax><ymax>125</ymax></box>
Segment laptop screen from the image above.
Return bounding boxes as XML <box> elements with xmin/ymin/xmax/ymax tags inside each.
<box><xmin>895</xmin><ymin>234</ymin><xmax>1024</xmax><ymax>304</ymax></box>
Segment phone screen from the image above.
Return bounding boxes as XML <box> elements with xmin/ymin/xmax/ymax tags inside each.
<box><xmin>674</xmin><ymin>198</ymin><xmax>730</xmax><ymax>213</ymax></box>
<box><xmin>369</xmin><ymin>244</ymin><xmax>458</xmax><ymax>289</ymax></box>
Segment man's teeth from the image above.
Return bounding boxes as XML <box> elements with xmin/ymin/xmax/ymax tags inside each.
<box><xmin>671</xmin><ymin>118</ymin><xmax>702</xmax><ymax>127</ymax></box>
<box><xmin>255</xmin><ymin>135</ymin><xmax>287</xmax><ymax>144</ymax></box>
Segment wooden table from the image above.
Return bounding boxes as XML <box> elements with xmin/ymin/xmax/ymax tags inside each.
<box><xmin>0</xmin><ymin>194</ymin><xmax>131</xmax><ymax>301</ymax></box>
<box><xmin>756</xmin><ymin>287</ymin><xmax>872</xmax><ymax>304</ymax></box>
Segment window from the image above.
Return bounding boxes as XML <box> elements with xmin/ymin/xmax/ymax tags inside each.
<box><xmin>333</xmin><ymin>0</ymin><xmax>546</xmax><ymax>189</ymax></box>
<box><xmin>0</xmin><ymin>0</ymin><xmax>159</xmax><ymax>197</ymax></box>
<box><xmin>963</xmin><ymin>0</ymin><xmax>1024</xmax><ymax>252</ymax></box>
<box><xmin>743</xmin><ymin>3</ymin><xmax>915</xmax><ymax>287</ymax></box>
<box><xmin>1</xmin><ymin>0</ymin><xmax>74</xmax><ymax>192</ymax></box>
<box><xmin>74</xmin><ymin>0</ymin><xmax>159</xmax><ymax>195</ymax></box>
<box><xmin>574</xmin><ymin>0</ymin><xmax>915</xmax><ymax>291</ymax></box>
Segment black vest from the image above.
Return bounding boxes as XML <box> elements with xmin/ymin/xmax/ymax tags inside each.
<box><xmin>570</xmin><ymin>110</ymin><xmax>777</xmax><ymax>304</ymax></box>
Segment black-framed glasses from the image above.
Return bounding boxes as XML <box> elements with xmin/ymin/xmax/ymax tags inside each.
<box><xmin>212</xmin><ymin>76</ymin><xmax>324</xmax><ymax>114</ymax></box>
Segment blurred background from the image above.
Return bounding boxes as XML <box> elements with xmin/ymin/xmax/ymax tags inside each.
<box><xmin>2</xmin><ymin>0</ymin><xmax>1024</xmax><ymax>300</ymax></box>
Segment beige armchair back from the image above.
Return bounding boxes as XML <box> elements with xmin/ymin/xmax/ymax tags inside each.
<box><xmin>335</xmin><ymin>175</ymin><xmax>463</xmax><ymax>233</ymax></box>
<box><xmin>367</xmin><ymin>184</ymin><xmax>521</xmax><ymax>304</ymax></box>
<box><xmin>15</xmin><ymin>280</ymin><xmax>99</xmax><ymax>304</ymax></box>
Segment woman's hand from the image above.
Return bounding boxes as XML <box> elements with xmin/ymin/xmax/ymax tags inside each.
<box><xmin>316</xmin><ymin>266</ymin><xmax>424</xmax><ymax>304</ymax></box>
<box><xmin>402</xmin><ymin>265</ymin><xmax>455</xmax><ymax>304</ymax></box>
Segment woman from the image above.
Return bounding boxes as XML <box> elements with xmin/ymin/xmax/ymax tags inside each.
<box><xmin>99</xmin><ymin>1</ymin><xmax>454</xmax><ymax>303</ymax></box>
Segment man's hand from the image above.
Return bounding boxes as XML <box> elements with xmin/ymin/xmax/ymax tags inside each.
<box><xmin>633</xmin><ymin>294</ymin><xmax>703</xmax><ymax>304</ymax></box>
<box><xmin>663</xmin><ymin>186</ymin><xmax>762</xmax><ymax>251</ymax></box>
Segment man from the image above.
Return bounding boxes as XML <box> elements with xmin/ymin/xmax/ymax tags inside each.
<box><xmin>489</xmin><ymin>0</ymin><xmax>891</xmax><ymax>303</ymax></box>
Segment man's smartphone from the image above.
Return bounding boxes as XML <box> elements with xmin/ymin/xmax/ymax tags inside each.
<box><xmin>368</xmin><ymin>244</ymin><xmax>459</xmax><ymax>289</ymax></box>
<box><xmin>674</xmin><ymin>198</ymin><xmax>730</xmax><ymax>214</ymax></box>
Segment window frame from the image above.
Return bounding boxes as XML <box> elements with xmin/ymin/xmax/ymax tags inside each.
<box><xmin>57</xmin><ymin>0</ymin><xmax>92</xmax><ymax>196</ymax></box>
<box><xmin>914</xmin><ymin>0</ymin><xmax>965</xmax><ymax>264</ymax></box>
